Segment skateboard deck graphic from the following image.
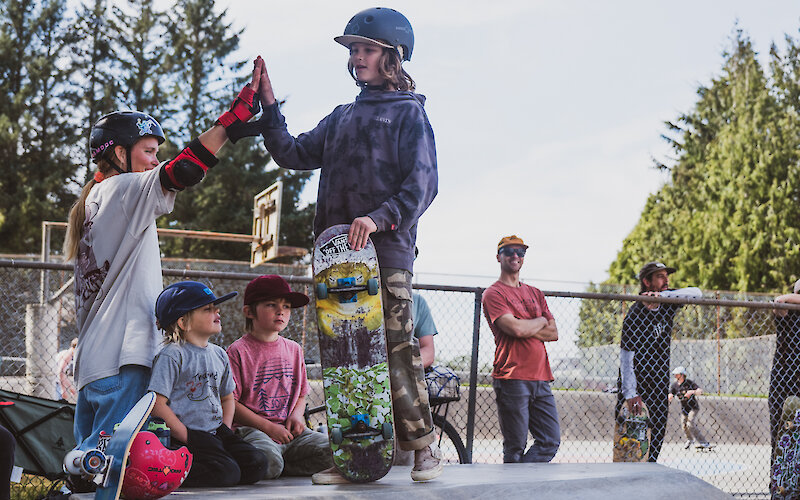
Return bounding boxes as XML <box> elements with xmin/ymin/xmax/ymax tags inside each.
<box><xmin>771</xmin><ymin>396</ymin><xmax>800</xmax><ymax>499</ymax></box>
<box><xmin>95</xmin><ymin>392</ymin><xmax>157</xmax><ymax>500</ymax></box>
<box><xmin>313</xmin><ymin>224</ymin><xmax>394</xmax><ymax>483</ymax></box>
<box><xmin>613</xmin><ymin>402</ymin><xmax>650</xmax><ymax>462</ymax></box>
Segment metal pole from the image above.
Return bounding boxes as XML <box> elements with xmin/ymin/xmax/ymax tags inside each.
<box><xmin>716</xmin><ymin>291</ymin><xmax>721</xmax><ymax>395</ymax></box>
<box><xmin>39</xmin><ymin>222</ymin><xmax>51</xmax><ymax>304</ymax></box>
<box><xmin>465</xmin><ymin>289</ymin><xmax>483</xmax><ymax>464</ymax></box>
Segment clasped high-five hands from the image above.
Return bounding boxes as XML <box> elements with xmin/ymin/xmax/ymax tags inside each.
<box><xmin>230</xmin><ymin>56</ymin><xmax>379</xmax><ymax>251</ymax></box>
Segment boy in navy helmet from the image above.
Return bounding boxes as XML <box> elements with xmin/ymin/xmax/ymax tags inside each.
<box><xmin>147</xmin><ymin>281</ymin><xmax>268</xmax><ymax>487</ymax></box>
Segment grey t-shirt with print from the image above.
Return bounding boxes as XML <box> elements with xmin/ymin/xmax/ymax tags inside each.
<box><xmin>148</xmin><ymin>342</ymin><xmax>235</xmax><ymax>433</ymax></box>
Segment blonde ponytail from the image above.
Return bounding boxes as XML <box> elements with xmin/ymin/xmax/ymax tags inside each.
<box><xmin>63</xmin><ymin>181</ymin><xmax>95</xmax><ymax>261</ymax></box>
<box><xmin>64</xmin><ymin>158</ymin><xmax>116</xmax><ymax>261</ymax></box>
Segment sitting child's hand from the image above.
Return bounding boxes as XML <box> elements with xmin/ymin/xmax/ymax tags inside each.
<box><xmin>266</xmin><ymin>421</ymin><xmax>293</xmax><ymax>444</ymax></box>
<box><xmin>285</xmin><ymin>416</ymin><xmax>305</xmax><ymax>437</ymax></box>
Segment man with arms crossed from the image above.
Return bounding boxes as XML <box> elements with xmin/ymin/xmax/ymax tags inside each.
<box><xmin>482</xmin><ymin>235</ymin><xmax>560</xmax><ymax>463</ymax></box>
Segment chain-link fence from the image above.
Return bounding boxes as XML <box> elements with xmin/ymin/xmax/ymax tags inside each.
<box><xmin>2</xmin><ymin>259</ymin><xmax>795</xmax><ymax>498</ymax></box>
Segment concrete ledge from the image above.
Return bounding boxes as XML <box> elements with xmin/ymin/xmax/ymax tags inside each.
<box><xmin>72</xmin><ymin>463</ymin><xmax>732</xmax><ymax>499</ymax></box>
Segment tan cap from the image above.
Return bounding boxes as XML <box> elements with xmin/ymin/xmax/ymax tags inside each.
<box><xmin>497</xmin><ymin>235</ymin><xmax>528</xmax><ymax>252</ymax></box>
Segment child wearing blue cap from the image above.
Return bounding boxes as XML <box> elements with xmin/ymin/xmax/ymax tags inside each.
<box><xmin>147</xmin><ymin>281</ymin><xmax>268</xmax><ymax>487</ymax></box>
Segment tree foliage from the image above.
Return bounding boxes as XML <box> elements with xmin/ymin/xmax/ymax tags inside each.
<box><xmin>0</xmin><ymin>0</ymin><xmax>80</xmax><ymax>252</ymax></box>
<box><xmin>579</xmin><ymin>28</ymin><xmax>800</xmax><ymax>346</ymax></box>
<box><xmin>608</xmin><ymin>29</ymin><xmax>800</xmax><ymax>292</ymax></box>
<box><xmin>0</xmin><ymin>0</ymin><xmax>316</xmax><ymax>260</ymax></box>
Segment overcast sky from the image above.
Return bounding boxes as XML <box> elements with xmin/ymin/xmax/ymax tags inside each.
<box><xmin>219</xmin><ymin>0</ymin><xmax>800</xmax><ymax>291</ymax></box>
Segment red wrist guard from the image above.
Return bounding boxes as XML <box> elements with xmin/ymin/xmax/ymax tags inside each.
<box><xmin>216</xmin><ymin>86</ymin><xmax>259</xmax><ymax>129</ymax></box>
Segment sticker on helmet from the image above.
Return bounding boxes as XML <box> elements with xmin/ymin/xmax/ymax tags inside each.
<box><xmin>137</xmin><ymin>118</ymin><xmax>157</xmax><ymax>136</ymax></box>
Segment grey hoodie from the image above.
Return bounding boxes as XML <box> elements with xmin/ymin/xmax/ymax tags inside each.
<box><xmin>260</xmin><ymin>88</ymin><xmax>438</xmax><ymax>272</ymax></box>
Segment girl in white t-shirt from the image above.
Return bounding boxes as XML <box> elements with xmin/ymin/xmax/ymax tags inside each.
<box><xmin>61</xmin><ymin>57</ymin><xmax>265</xmax><ymax>493</ymax></box>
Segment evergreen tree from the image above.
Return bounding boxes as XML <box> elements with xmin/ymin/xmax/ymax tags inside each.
<box><xmin>579</xmin><ymin>28</ymin><xmax>800</xmax><ymax>346</ymax></box>
<box><xmin>159</xmin><ymin>0</ymin><xmax>315</xmax><ymax>260</ymax></box>
<box><xmin>65</xmin><ymin>0</ymin><xmax>117</xmax><ymax>181</ymax></box>
<box><xmin>111</xmin><ymin>0</ymin><xmax>170</xmax><ymax>116</ymax></box>
<box><xmin>0</xmin><ymin>0</ymin><xmax>79</xmax><ymax>252</ymax></box>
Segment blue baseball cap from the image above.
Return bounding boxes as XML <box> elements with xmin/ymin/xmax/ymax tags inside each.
<box><xmin>155</xmin><ymin>281</ymin><xmax>238</xmax><ymax>328</ymax></box>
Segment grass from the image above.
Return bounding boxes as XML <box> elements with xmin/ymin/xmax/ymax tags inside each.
<box><xmin>11</xmin><ymin>474</ymin><xmax>62</xmax><ymax>500</ymax></box>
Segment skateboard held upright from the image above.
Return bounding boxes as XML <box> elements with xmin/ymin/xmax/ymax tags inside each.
<box><xmin>313</xmin><ymin>224</ymin><xmax>394</xmax><ymax>483</ymax></box>
<box><xmin>771</xmin><ymin>396</ymin><xmax>800</xmax><ymax>499</ymax></box>
<box><xmin>613</xmin><ymin>402</ymin><xmax>650</xmax><ymax>462</ymax></box>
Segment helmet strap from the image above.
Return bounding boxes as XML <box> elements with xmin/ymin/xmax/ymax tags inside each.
<box><xmin>106</xmin><ymin>146</ymin><xmax>133</xmax><ymax>175</ymax></box>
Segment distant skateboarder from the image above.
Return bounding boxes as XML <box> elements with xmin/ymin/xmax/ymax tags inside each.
<box><xmin>668</xmin><ymin>366</ymin><xmax>710</xmax><ymax>450</ymax></box>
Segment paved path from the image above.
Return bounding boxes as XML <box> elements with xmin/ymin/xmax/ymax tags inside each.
<box><xmin>72</xmin><ymin>463</ymin><xmax>732</xmax><ymax>500</ymax></box>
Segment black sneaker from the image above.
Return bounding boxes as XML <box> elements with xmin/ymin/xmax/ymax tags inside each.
<box><xmin>65</xmin><ymin>474</ymin><xmax>97</xmax><ymax>494</ymax></box>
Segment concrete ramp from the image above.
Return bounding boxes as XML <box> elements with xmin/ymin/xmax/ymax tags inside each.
<box><xmin>72</xmin><ymin>463</ymin><xmax>733</xmax><ymax>499</ymax></box>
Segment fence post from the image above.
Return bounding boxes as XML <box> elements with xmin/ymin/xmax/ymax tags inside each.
<box><xmin>39</xmin><ymin>222</ymin><xmax>51</xmax><ymax>304</ymax></box>
<box><xmin>25</xmin><ymin>303</ymin><xmax>58</xmax><ymax>399</ymax></box>
<box><xmin>465</xmin><ymin>289</ymin><xmax>483</xmax><ymax>464</ymax></box>
<box><xmin>716</xmin><ymin>291</ymin><xmax>721</xmax><ymax>395</ymax></box>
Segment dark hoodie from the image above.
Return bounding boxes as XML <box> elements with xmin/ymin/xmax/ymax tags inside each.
<box><xmin>260</xmin><ymin>89</ymin><xmax>438</xmax><ymax>272</ymax></box>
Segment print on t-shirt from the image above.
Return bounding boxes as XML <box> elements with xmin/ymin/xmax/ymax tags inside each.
<box><xmin>75</xmin><ymin>202</ymin><xmax>110</xmax><ymax>317</ymax></box>
<box><xmin>254</xmin><ymin>359</ymin><xmax>296</xmax><ymax>420</ymax></box>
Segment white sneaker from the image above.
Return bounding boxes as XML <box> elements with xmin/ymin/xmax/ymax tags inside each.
<box><xmin>411</xmin><ymin>443</ymin><xmax>443</xmax><ymax>481</ymax></box>
<box><xmin>684</xmin><ymin>440</ymin><xmax>693</xmax><ymax>449</ymax></box>
<box><xmin>311</xmin><ymin>466</ymin><xmax>350</xmax><ymax>485</ymax></box>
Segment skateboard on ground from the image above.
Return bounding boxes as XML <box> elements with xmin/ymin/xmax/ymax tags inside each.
<box><xmin>771</xmin><ymin>396</ymin><xmax>800</xmax><ymax>499</ymax></box>
<box><xmin>613</xmin><ymin>401</ymin><xmax>650</xmax><ymax>462</ymax></box>
<box><xmin>313</xmin><ymin>224</ymin><xmax>394</xmax><ymax>483</ymax></box>
<box><xmin>64</xmin><ymin>392</ymin><xmax>156</xmax><ymax>500</ymax></box>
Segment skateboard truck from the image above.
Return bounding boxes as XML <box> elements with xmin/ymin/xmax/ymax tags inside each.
<box><xmin>316</xmin><ymin>277</ymin><xmax>379</xmax><ymax>302</ymax></box>
<box><xmin>329</xmin><ymin>414</ymin><xmax>393</xmax><ymax>444</ymax></box>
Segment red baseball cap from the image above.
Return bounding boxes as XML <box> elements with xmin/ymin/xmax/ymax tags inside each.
<box><xmin>244</xmin><ymin>275</ymin><xmax>310</xmax><ymax>308</ymax></box>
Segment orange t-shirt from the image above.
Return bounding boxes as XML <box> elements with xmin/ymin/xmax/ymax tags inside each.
<box><xmin>482</xmin><ymin>281</ymin><xmax>554</xmax><ymax>381</ymax></box>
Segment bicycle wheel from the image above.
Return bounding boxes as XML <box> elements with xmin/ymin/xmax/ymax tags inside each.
<box><xmin>432</xmin><ymin>413</ymin><xmax>468</xmax><ymax>464</ymax></box>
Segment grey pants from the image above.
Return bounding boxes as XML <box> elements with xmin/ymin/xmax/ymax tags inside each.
<box><xmin>681</xmin><ymin>409</ymin><xmax>707</xmax><ymax>443</ymax></box>
<box><xmin>493</xmin><ymin>379</ymin><xmax>561</xmax><ymax>463</ymax></box>
<box><xmin>235</xmin><ymin>426</ymin><xmax>332</xmax><ymax>479</ymax></box>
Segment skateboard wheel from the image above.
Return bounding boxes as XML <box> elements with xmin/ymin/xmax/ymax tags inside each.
<box><xmin>367</xmin><ymin>278</ymin><xmax>379</xmax><ymax>296</ymax></box>
<box><xmin>82</xmin><ymin>449</ymin><xmax>107</xmax><ymax>475</ymax></box>
<box><xmin>382</xmin><ymin>421</ymin><xmax>393</xmax><ymax>440</ymax></box>
<box><xmin>331</xmin><ymin>424</ymin><xmax>343</xmax><ymax>445</ymax></box>
<box><xmin>316</xmin><ymin>282</ymin><xmax>328</xmax><ymax>300</ymax></box>
<box><xmin>63</xmin><ymin>449</ymin><xmax>84</xmax><ymax>475</ymax></box>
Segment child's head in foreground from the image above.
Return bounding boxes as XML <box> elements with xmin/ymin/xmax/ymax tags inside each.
<box><xmin>155</xmin><ymin>281</ymin><xmax>238</xmax><ymax>344</ymax></box>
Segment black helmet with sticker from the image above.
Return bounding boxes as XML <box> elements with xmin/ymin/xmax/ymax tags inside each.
<box><xmin>334</xmin><ymin>7</ymin><xmax>414</xmax><ymax>62</ymax></box>
<box><xmin>89</xmin><ymin>111</ymin><xmax>165</xmax><ymax>164</ymax></box>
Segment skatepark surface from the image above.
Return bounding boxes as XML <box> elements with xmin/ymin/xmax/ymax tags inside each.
<box><xmin>71</xmin><ymin>463</ymin><xmax>733</xmax><ymax>499</ymax></box>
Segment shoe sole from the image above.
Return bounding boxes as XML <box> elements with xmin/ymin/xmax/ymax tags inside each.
<box><xmin>411</xmin><ymin>463</ymin><xmax>443</xmax><ymax>482</ymax></box>
<box><xmin>312</xmin><ymin>476</ymin><xmax>352</xmax><ymax>485</ymax></box>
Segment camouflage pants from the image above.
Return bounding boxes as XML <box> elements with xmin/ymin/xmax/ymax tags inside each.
<box><xmin>381</xmin><ymin>268</ymin><xmax>435</xmax><ymax>451</ymax></box>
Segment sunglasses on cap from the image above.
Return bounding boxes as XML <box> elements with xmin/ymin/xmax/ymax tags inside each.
<box><xmin>499</xmin><ymin>247</ymin><xmax>526</xmax><ymax>257</ymax></box>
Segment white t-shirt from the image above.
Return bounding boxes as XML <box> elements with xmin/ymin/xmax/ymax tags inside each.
<box><xmin>73</xmin><ymin>167</ymin><xmax>175</xmax><ymax>389</ymax></box>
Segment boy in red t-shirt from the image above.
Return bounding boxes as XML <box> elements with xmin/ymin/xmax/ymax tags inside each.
<box><xmin>481</xmin><ymin>235</ymin><xmax>561</xmax><ymax>463</ymax></box>
<box><xmin>227</xmin><ymin>275</ymin><xmax>332</xmax><ymax>479</ymax></box>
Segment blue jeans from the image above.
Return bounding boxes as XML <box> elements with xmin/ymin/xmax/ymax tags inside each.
<box><xmin>493</xmin><ymin>379</ymin><xmax>561</xmax><ymax>463</ymax></box>
<box><xmin>74</xmin><ymin>365</ymin><xmax>150</xmax><ymax>452</ymax></box>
